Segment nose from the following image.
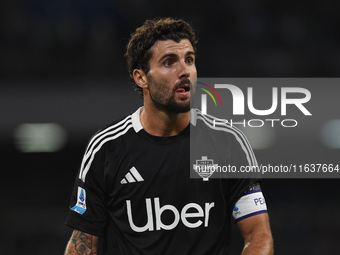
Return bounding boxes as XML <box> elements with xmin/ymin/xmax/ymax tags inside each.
<box><xmin>178</xmin><ymin>60</ymin><xmax>191</xmax><ymax>79</ymax></box>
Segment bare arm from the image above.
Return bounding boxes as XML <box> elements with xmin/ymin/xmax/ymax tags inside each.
<box><xmin>237</xmin><ymin>213</ymin><xmax>274</xmax><ymax>255</ymax></box>
<box><xmin>64</xmin><ymin>230</ymin><xmax>100</xmax><ymax>255</ymax></box>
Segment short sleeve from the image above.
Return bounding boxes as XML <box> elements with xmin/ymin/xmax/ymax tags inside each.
<box><xmin>65</xmin><ymin>144</ymin><xmax>108</xmax><ymax>236</ymax></box>
<box><xmin>225</xmin><ymin>129</ymin><xmax>262</xmax><ymax>211</ymax></box>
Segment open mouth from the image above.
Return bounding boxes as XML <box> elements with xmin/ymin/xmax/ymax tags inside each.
<box><xmin>176</xmin><ymin>84</ymin><xmax>190</xmax><ymax>93</ymax></box>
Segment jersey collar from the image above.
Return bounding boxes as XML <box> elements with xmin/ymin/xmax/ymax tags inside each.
<box><xmin>132</xmin><ymin>107</ymin><xmax>198</xmax><ymax>132</ymax></box>
<box><xmin>131</xmin><ymin>107</ymin><xmax>143</xmax><ymax>133</ymax></box>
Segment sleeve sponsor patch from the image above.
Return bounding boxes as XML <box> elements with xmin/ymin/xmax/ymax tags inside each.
<box><xmin>71</xmin><ymin>187</ymin><xmax>87</xmax><ymax>215</ymax></box>
<box><xmin>232</xmin><ymin>190</ymin><xmax>267</xmax><ymax>222</ymax></box>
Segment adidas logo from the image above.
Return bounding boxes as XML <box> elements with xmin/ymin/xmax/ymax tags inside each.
<box><xmin>121</xmin><ymin>167</ymin><xmax>144</xmax><ymax>184</ymax></box>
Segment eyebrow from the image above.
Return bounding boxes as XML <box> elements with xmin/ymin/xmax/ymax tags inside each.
<box><xmin>159</xmin><ymin>51</ymin><xmax>196</xmax><ymax>63</ymax></box>
<box><xmin>186</xmin><ymin>51</ymin><xmax>196</xmax><ymax>57</ymax></box>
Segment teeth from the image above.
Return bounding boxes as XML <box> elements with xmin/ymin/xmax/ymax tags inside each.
<box><xmin>180</xmin><ymin>85</ymin><xmax>190</xmax><ymax>88</ymax></box>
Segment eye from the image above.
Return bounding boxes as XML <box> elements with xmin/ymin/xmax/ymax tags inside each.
<box><xmin>163</xmin><ymin>59</ymin><xmax>173</xmax><ymax>67</ymax></box>
<box><xmin>186</xmin><ymin>57</ymin><xmax>195</xmax><ymax>65</ymax></box>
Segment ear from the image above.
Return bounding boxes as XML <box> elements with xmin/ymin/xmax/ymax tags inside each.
<box><xmin>133</xmin><ymin>69</ymin><xmax>148</xmax><ymax>89</ymax></box>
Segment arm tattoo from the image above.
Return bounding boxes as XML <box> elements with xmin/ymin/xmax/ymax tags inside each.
<box><xmin>65</xmin><ymin>230</ymin><xmax>99</xmax><ymax>255</ymax></box>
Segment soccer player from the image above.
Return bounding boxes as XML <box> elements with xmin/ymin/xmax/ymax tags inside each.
<box><xmin>64</xmin><ymin>18</ymin><xmax>274</xmax><ymax>255</ymax></box>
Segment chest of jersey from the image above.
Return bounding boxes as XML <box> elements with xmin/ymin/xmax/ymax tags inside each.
<box><xmin>102</xmin><ymin>132</ymin><xmax>228</xmax><ymax>234</ymax></box>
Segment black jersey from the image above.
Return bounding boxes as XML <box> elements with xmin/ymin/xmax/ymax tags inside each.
<box><xmin>66</xmin><ymin>108</ymin><xmax>263</xmax><ymax>255</ymax></box>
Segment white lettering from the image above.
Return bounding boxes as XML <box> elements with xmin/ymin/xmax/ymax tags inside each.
<box><xmin>126</xmin><ymin>199</ymin><xmax>154</xmax><ymax>232</ymax></box>
<box><xmin>181</xmin><ymin>203</ymin><xmax>204</xmax><ymax>228</ymax></box>
<box><xmin>199</xmin><ymin>85</ymin><xmax>311</xmax><ymax>116</ymax></box>
<box><xmin>155</xmin><ymin>197</ymin><xmax>180</xmax><ymax>230</ymax></box>
<box><xmin>248</xmin><ymin>119</ymin><xmax>264</xmax><ymax>127</ymax></box>
<box><xmin>281</xmin><ymin>87</ymin><xmax>312</xmax><ymax>115</ymax></box>
<box><xmin>248</xmin><ymin>87</ymin><xmax>278</xmax><ymax>115</ymax></box>
<box><xmin>204</xmin><ymin>202</ymin><xmax>215</xmax><ymax>227</ymax></box>
<box><xmin>281</xmin><ymin>119</ymin><xmax>298</xmax><ymax>127</ymax></box>
<box><xmin>214</xmin><ymin>84</ymin><xmax>245</xmax><ymax>115</ymax></box>
<box><xmin>127</xmin><ymin>198</ymin><xmax>215</xmax><ymax>232</ymax></box>
<box><xmin>265</xmin><ymin>119</ymin><xmax>280</xmax><ymax>127</ymax></box>
<box><xmin>201</xmin><ymin>94</ymin><xmax>207</xmax><ymax>114</ymax></box>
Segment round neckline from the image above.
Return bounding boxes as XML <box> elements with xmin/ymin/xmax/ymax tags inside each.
<box><xmin>137</xmin><ymin>124</ymin><xmax>190</xmax><ymax>145</ymax></box>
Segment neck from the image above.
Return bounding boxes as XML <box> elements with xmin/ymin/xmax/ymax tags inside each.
<box><xmin>140</xmin><ymin>105</ymin><xmax>190</xmax><ymax>137</ymax></box>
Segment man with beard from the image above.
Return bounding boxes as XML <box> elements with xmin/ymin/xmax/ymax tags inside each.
<box><xmin>64</xmin><ymin>18</ymin><xmax>273</xmax><ymax>255</ymax></box>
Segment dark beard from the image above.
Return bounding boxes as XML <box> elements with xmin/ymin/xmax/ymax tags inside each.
<box><xmin>150</xmin><ymin>90</ymin><xmax>190</xmax><ymax>113</ymax></box>
<box><xmin>148</xmin><ymin>77</ymin><xmax>191</xmax><ymax>114</ymax></box>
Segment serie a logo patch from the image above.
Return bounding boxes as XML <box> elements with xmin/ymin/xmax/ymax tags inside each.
<box><xmin>71</xmin><ymin>187</ymin><xmax>87</xmax><ymax>214</ymax></box>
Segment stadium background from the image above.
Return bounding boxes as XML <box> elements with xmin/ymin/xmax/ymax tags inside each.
<box><xmin>1</xmin><ymin>0</ymin><xmax>340</xmax><ymax>254</ymax></box>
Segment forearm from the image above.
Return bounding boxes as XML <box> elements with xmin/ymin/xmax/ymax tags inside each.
<box><xmin>65</xmin><ymin>230</ymin><xmax>100</xmax><ymax>255</ymax></box>
<box><xmin>241</xmin><ymin>232</ymin><xmax>273</xmax><ymax>255</ymax></box>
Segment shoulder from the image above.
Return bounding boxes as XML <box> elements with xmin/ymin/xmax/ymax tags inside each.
<box><xmin>88</xmin><ymin>115</ymin><xmax>133</xmax><ymax>148</ymax></box>
<box><xmin>78</xmin><ymin>108</ymin><xmax>142</xmax><ymax>182</ymax></box>
<box><xmin>190</xmin><ymin>108</ymin><xmax>249</xmax><ymax>143</ymax></box>
<box><xmin>88</xmin><ymin>108</ymin><xmax>142</xmax><ymax>149</ymax></box>
<box><xmin>190</xmin><ymin>108</ymin><xmax>257</xmax><ymax>166</ymax></box>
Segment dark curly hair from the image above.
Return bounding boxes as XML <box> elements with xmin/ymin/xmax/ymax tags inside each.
<box><xmin>125</xmin><ymin>18</ymin><xmax>197</xmax><ymax>98</ymax></box>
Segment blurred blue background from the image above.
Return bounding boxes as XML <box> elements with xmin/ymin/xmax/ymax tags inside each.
<box><xmin>1</xmin><ymin>0</ymin><xmax>340</xmax><ymax>254</ymax></box>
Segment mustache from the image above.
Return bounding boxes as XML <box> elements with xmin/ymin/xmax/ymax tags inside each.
<box><xmin>174</xmin><ymin>78</ymin><xmax>192</xmax><ymax>90</ymax></box>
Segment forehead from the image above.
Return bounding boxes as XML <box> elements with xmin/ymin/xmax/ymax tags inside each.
<box><xmin>150</xmin><ymin>39</ymin><xmax>194</xmax><ymax>58</ymax></box>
